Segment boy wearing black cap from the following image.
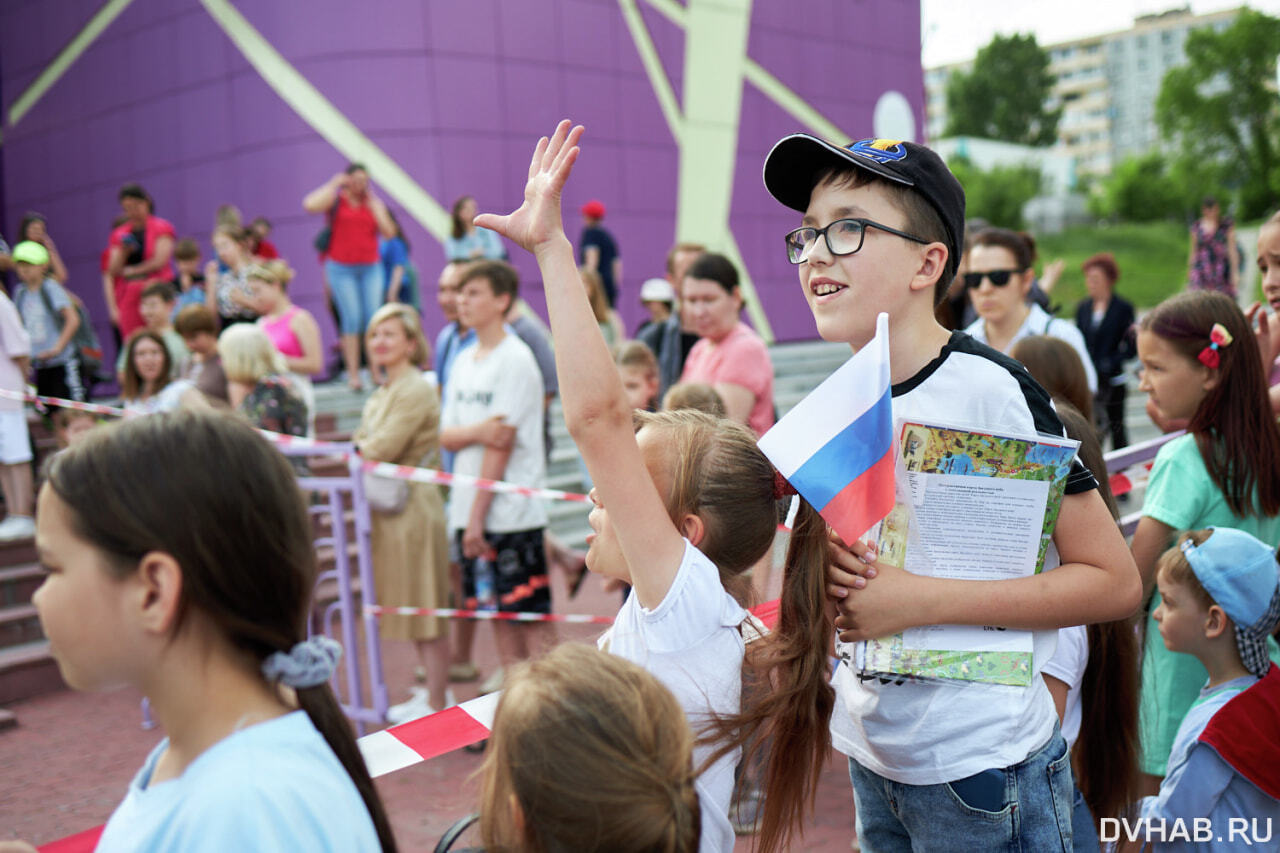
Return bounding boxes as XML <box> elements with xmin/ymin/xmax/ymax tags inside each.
<box><xmin>1133</xmin><ymin>529</ymin><xmax>1280</xmax><ymax>850</ymax></box>
<box><xmin>763</xmin><ymin>135</ymin><xmax>1140</xmax><ymax>849</ymax></box>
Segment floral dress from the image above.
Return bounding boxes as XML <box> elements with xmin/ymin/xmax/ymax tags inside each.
<box><xmin>241</xmin><ymin>375</ymin><xmax>307</xmax><ymax>437</ymax></box>
<box><xmin>1188</xmin><ymin>217</ymin><xmax>1235</xmax><ymax>296</ymax></box>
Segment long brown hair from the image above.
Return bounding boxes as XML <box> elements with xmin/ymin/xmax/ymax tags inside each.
<box><xmin>1012</xmin><ymin>335</ymin><xmax>1094</xmax><ymax>422</ymax></box>
<box><xmin>120</xmin><ymin>329</ymin><xmax>173</xmax><ymax>401</ymax></box>
<box><xmin>45</xmin><ymin>411</ymin><xmax>397</xmax><ymax>851</ymax></box>
<box><xmin>479</xmin><ymin>644</ymin><xmax>700</xmax><ymax>852</ymax></box>
<box><xmin>1141</xmin><ymin>291</ymin><xmax>1280</xmax><ymax>517</ymax></box>
<box><xmin>450</xmin><ymin>195</ymin><xmax>474</xmax><ymax>240</ymax></box>
<box><xmin>1055</xmin><ymin>402</ymin><xmax>1140</xmax><ymax>829</ymax></box>
<box><xmin>634</xmin><ymin>409</ymin><xmax>833</xmax><ymax>852</ymax></box>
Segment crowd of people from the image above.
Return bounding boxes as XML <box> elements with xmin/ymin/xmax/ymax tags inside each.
<box><xmin>3</xmin><ymin>118</ymin><xmax>1280</xmax><ymax>853</ymax></box>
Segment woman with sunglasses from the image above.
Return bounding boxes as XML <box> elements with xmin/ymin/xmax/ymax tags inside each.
<box><xmin>962</xmin><ymin>228</ymin><xmax>1097</xmax><ymax>393</ymax></box>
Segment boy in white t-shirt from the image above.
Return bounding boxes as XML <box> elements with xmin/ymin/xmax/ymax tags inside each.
<box><xmin>439</xmin><ymin>261</ymin><xmax>552</xmax><ymax>681</ymax></box>
<box><xmin>761</xmin><ymin>135</ymin><xmax>1141</xmax><ymax>850</ymax></box>
<box><xmin>0</xmin><ymin>285</ymin><xmax>34</xmax><ymax>541</ymax></box>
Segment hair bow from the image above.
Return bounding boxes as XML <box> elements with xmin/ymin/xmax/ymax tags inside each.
<box><xmin>1197</xmin><ymin>323</ymin><xmax>1233</xmax><ymax>369</ymax></box>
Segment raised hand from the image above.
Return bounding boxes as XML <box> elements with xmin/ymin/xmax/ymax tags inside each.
<box><xmin>474</xmin><ymin>120</ymin><xmax>584</xmax><ymax>256</ymax></box>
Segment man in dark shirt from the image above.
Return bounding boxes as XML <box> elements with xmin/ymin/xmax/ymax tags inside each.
<box><xmin>577</xmin><ymin>199</ymin><xmax>621</xmax><ymax>308</ymax></box>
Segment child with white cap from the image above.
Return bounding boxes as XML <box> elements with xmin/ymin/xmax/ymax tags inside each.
<box><xmin>1136</xmin><ymin>527</ymin><xmax>1280</xmax><ymax>850</ymax></box>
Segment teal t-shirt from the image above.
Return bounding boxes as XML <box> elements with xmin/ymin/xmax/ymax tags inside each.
<box><xmin>1138</xmin><ymin>433</ymin><xmax>1280</xmax><ymax>775</ymax></box>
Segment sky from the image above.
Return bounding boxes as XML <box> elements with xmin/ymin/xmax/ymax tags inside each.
<box><xmin>921</xmin><ymin>0</ymin><xmax>1280</xmax><ymax>68</ymax></box>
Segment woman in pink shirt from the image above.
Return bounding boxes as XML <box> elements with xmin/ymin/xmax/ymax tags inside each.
<box><xmin>250</xmin><ymin>260</ymin><xmax>321</xmax><ymax>435</ymax></box>
<box><xmin>679</xmin><ymin>252</ymin><xmax>775</xmax><ymax>437</ymax></box>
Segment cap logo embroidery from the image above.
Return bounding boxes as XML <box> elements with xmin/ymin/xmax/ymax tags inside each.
<box><xmin>847</xmin><ymin>138</ymin><xmax>906</xmax><ymax>164</ymax></box>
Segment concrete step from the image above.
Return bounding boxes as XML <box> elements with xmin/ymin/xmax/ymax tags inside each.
<box><xmin>0</xmin><ymin>564</ymin><xmax>43</xmax><ymax>607</ymax></box>
<box><xmin>0</xmin><ymin>640</ymin><xmax>61</xmax><ymax>705</ymax></box>
<box><xmin>0</xmin><ymin>603</ymin><xmax>42</xmax><ymax>650</ymax></box>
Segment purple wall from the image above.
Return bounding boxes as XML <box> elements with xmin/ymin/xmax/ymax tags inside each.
<box><xmin>1</xmin><ymin>0</ymin><xmax>923</xmax><ymax>356</ymax></box>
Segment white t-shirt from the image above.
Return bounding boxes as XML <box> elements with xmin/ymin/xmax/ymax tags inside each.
<box><xmin>96</xmin><ymin>711</ymin><xmax>380</xmax><ymax>852</ymax></box>
<box><xmin>965</xmin><ymin>302</ymin><xmax>1099</xmax><ymax>392</ymax></box>
<box><xmin>123</xmin><ymin>379</ymin><xmax>195</xmax><ymax>417</ymax></box>
<box><xmin>1041</xmin><ymin>624</ymin><xmax>1088</xmax><ymax>748</ymax></box>
<box><xmin>599</xmin><ymin>540</ymin><xmax>746</xmax><ymax>853</ymax></box>
<box><xmin>830</xmin><ymin>331</ymin><xmax>1098</xmax><ymax>785</ymax></box>
<box><xmin>441</xmin><ymin>332</ymin><xmax>547</xmax><ymax>533</ymax></box>
<box><xmin>0</xmin><ymin>291</ymin><xmax>31</xmax><ymax>411</ymax></box>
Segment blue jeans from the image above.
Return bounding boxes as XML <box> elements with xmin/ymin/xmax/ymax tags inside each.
<box><xmin>325</xmin><ymin>260</ymin><xmax>384</xmax><ymax>336</ymax></box>
<box><xmin>849</xmin><ymin>726</ymin><xmax>1075</xmax><ymax>852</ymax></box>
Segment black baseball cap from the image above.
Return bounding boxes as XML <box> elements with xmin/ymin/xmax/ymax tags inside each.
<box><xmin>763</xmin><ymin>134</ymin><xmax>965</xmax><ymax>273</ymax></box>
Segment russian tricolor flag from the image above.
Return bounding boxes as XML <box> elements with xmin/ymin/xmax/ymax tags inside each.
<box><xmin>759</xmin><ymin>313</ymin><xmax>895</xmax><ymax>545</ymax></box>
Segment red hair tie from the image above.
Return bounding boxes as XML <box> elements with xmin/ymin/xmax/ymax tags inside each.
<box><xmin>773</xmin><ymin>470</ymin><xmax>797</xmax><ymax>500</ymax></box>
<box><xmin>1197</xmin><ymin>323</ymin><xmax>1233</xmax><ymax>369</ymax></box>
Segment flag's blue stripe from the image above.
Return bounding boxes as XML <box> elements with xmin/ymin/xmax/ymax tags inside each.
<box><xmin>789</xmin><ymin>388</ymin><xmax>893</xmax><ymax>511</ymax></box>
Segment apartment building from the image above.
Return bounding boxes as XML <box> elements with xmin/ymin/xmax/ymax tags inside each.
<box><xmin>925</xmin><ymin>6</ymin><xmax>1241</xmax><ymax>181</ymax></box>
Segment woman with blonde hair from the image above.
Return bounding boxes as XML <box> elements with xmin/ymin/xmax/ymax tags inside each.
<box><xmin>217</xmin><ymin>324</ymin><xmax>307</xmax><ymax>438</ymax></box>
<box><xmin>581</xmin><ymin>266</ymin><xmax>624</xmax><ymax>350</ymax></box>
<box><xmin>250</xmin><ymin>259</ymin><xmax>320</xmax><ymax>433</ymax></box>
<box><xmin>353</xmin><ymin>303</ymin><xmax>451</xmax><ymax>723</ymax></box>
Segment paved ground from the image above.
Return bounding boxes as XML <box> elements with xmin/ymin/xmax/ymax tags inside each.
<box><xmin>0</xmin><ymin>547</ymin><xmax>859</xmax><ymax>852</ymax></box>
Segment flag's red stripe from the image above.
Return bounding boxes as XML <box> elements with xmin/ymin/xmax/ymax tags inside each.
<box><xmin>37</xmin><ymin>825</ymin><xmax>103</xmax><ymax>853</ymax></box>
<box><xmin>821</xmin><ymin>445</ymin><xmax>896</xmax><ymax>545</ymax></box>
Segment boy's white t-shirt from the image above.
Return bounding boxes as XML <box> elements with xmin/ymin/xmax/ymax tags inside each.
<box><xmin>1041</xmin><ymin>625</ymin><xmax>1088</xmax><ymax>748</ymax></box>
<box><xmin>599</xmin><ymin>540</ymin><xmax>746</xmax><ymax>853</ymax></box>
<box><xmin>830</xmin><ymin>332</ymin><xmax>1099</xmax><ymax>785</ymax></box>
<box><xmin>441</xmin><ymin>332</ymin><xmax>548</xmax><ymax>533</ymax></box>
<box><xmin>96</xmin><ymin>710</ymin><xmax>380</xmax><ymax>852</ymax></box>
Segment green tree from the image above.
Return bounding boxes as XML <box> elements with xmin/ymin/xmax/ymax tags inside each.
<box><xmin>948</xmin><ymin>156</ymin><xmax>1044</xmax><ymax>229</ymax></box>
<box><xmin>1091</xmin><ymin>152</ymin><xmax>1213</xmax><ymax>222</ymax></box>
<box><xmin>944</xmin><ymin>34</ymin><xmax>1061</xmax><ymax>146</ymax></box>
<box><xmin>1155</xmin><ymin>8</ymin><xmax>1280</xmax><ymax>219</ymax></box>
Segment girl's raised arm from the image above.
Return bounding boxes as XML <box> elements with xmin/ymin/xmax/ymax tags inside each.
<box><xmin>475</xmin><ymin>121</ymin><xmax>685</xmax><ymax>607</ymax></box>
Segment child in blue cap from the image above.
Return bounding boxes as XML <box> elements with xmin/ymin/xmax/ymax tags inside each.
<box><xmin>1135</xmin><ymin>527</ymin><xmax>1280</xmax><ymax>850</ymax></box>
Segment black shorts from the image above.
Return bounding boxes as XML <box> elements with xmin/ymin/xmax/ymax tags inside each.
<box><xmin>455</xmin><ymin>527</ymin><xmax>550</xmax><ymax>614</ymax></box>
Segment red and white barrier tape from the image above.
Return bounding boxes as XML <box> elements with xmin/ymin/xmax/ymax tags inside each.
<box><xmin>0</xmin><ymin>387</ymin><xmax>127</xmax><ymax>417</ymax></box>
<box><xmin>359</xmin><ymin>460</ymin><xmax>590</xmax><ymax>503</ymax></box>
<box><xmin>1108</xmin><ymin>461</ymin><xmax>1154</xmax><ymax>497</ymax></box>
<box><xmin>0</xmin><ymin>387</ymin><xmax>589</xmax><ymax>504</ymax></box>
<box><xmin>365</xmin><ymin>605</ymin><xmax>614</xmax><ymax>625</ymax></box>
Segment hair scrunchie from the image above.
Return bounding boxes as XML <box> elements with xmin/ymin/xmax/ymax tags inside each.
<box><xmin>261</xmin><ymin>636</ymin><xmax>342</xmax><ymax>689</ymax></box>
<box><xmin>1197</xmin><ymin>323</ymin><xmax>1233</xmax><ymax>369</ymax></box>
<box><xmin>773</xmin><ymin>469</ymin><xmax>798</xmax><ymax>500</ymax></box>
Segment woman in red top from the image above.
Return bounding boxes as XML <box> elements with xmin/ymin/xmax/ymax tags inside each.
<box><xmin>303</xmin><ymin>163</ymin><xmax>395</xmax><ymax>390</ymax></box>
<box><xmin>106</xmin><ymin>184</ymin><xmax>176</xmax><ymax>341</ymax></box>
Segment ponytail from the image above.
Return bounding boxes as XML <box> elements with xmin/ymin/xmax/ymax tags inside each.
<box><xmin>296</xmin><ymin>687</ymin><xmax>398</xmax><ymax>852</ymax></box>
<box><xmin>705</xmin><ymin>498</ymin><xmax>834</xmax><ymax>853</ymax></box>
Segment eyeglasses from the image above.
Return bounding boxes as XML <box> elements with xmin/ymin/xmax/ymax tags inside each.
<box><xmin>784</xmin><ymin>218</ymin><xmax>927</xmax><ymax>265</ymax></box>
<box><xmin>963</xmin><ymin>270</ymin><xmax>1019</xmax><ymax>290</ymax></box>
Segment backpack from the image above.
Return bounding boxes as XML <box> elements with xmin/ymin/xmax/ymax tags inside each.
<box><xmin>37</xmin><ymin>282</ymin><xmax>105</xmax><ymax>379</ymax></box>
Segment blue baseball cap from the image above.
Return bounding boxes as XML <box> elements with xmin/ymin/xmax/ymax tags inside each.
<box><xmin>1181</xmin><ymin>527</ymin><xmax>1280</xmax><ymax>678</ymax></box>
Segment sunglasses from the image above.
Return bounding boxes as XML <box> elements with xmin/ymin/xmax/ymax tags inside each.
<box><xmin>963</xmin><ymin>270</ymin><xmax>1019</xmax><ymax>289</ymax></box>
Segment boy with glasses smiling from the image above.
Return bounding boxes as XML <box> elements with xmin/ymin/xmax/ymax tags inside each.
<box><xmin>764</xmin><ymin>134</ymin><xmax>1141</xmax><ymax>851</ymax></box>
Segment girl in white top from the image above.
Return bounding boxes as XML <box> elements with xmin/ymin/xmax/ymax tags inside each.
<box><xmin>24</xmin><ymin>411</ymin><xmax>393</xmax><ymax>852</ymax></box>
<box><xmin>477</xmin><ymin>122</ymin><xmax>833</xmax><ymax>853</ymax></box>
<box><xmin>964</xmin><ymin>227</ymin><xmax>1098</xmax><ymax>392</ymax></box>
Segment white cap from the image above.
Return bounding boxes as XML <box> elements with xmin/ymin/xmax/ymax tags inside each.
<box><xmin>639</xmin><ymin>278</ymin><xmax>675</xmax><ymax>303</ymax></box>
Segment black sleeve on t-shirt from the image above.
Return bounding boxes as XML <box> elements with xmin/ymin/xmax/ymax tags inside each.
<box><xmin>947</xmin><ymin>332</ymin><xmax>1099</xmax><ymax>496</ymax></box>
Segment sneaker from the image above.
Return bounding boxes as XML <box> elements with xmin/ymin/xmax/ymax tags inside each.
<box><xmin>385</xmin><ymin>687</ymin><xmax>456</xmax><ymax>725</ymax></box>
<box><xmin>448</xmin><ymin>662</ymin><xmax>480</xmax><ymax>683</ymax></box>
<box><xmin>0</xmin><ymin>515</ymin><xmax>35</xmax><ymax>542</ymax></box>
<box><xmin>479</xmin><ymin>667</ymin><xmax>505</xmax><ymax>695</ymax></box>
<box><xmin>386</xmin><ymin>687</ymin><xmax>433</xmax><ymax>724</ymax></box>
